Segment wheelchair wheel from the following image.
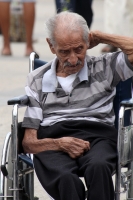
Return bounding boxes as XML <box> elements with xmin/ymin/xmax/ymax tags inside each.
<box><xmin>0</xmin><ymin>132</ymin><xmax>13</xmax><ymax>200</ymax></box>
<box><xmin>0</xmin><ymin>133</ymin><xmax>35</xmax><ymax>200</ymax></box>
<box><xmin>6</xmin><ymin>154</ymin><xmax>35</xmax><ymax>200</ymax></box>
<box><xmin>6</xmin><ymin>138</ymin><xmax>13</xmax><ymax>200</ymax></box>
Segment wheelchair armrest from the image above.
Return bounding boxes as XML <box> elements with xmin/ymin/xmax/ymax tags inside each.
<box><xmin>18</xmin><ymin>154</ymin><xmax>34</xmax><ymax>168</ymax></box>
<box><xmin>7</xmin><ymin>95</ymin><xmax>29</xmax><ymax>106</ymax></box>
<box><xmin>120</xmin><ymin>98</ymin><xmax>133</xmax><ymax>108</ymax></box>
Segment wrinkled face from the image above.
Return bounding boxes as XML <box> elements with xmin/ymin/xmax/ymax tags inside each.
<box><xmin>47</xmin><ymin>30</ymin><xmax>88</xmax><ymax>76</ymax></box>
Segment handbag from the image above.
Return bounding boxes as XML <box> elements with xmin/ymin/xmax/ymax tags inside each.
<box><xmin>10</xmin><ymin>0</ymin><xmax>26</xmax><ymax>42</ymax></box>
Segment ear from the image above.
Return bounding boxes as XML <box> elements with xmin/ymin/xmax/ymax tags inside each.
<box><xmin>87</xmin><ymin>33</ymin><xmax>91</xmax><ymax>49</ymax></box>
<box><xmin>46</xmin><ymin>38</ymin><xmax>56</xmax><ymax>54</ymax></box>
<box><xmin>87</xmin><ymin>33</ymin><xmax>93</xmax><ymax>49</ymax></box>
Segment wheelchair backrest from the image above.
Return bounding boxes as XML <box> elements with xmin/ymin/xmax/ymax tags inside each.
<box><xmin>34</xmin><ymin>58</ymin><xmax>132</xmax><ymax>129</ymax></box>
<box><xmin>113</xmin><ymin>78</ymin><xmax>132</xmax><ymax>129</ymax></box>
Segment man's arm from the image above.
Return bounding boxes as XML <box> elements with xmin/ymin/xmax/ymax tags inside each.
<box><xmin>22</xmin><ymin>128</ymin><xmax>90</xmax><ymax>158</ymax></box>
<box><xmin>89</xmin><ymin>31</ymin><xmax>133</xmax><ymax>65</ymax></box>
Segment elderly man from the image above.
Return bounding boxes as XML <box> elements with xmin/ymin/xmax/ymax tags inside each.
<box><xmin>22</xmin><ymin>11</ymin><xmax>133</xmax><ymax>200</ymax></box>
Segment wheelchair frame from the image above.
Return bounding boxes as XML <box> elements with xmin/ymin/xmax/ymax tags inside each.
<box><xmin>0</xmin><ymin>52</ymin><xmax>133</xmax><ymax>200</ymax></box>
<box><xmin>115</xmin><ymin>102</ymin><xmax>133</xmax><ymax>200</ymax></box>
<box><xmin>0</xmin><ymin>53</ymin><xmax>38</xmax><ymax>200</ymax></box>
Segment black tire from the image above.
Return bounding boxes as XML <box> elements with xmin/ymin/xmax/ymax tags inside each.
<box><xmin>0</xmin><ymin>133</ymin><xmax>13</xmax><ymax>200</ymax></box>
<box><xmin>5</xmin><ymin>137</ymin><xmax>13</xmax><ymax>200</ymax></box>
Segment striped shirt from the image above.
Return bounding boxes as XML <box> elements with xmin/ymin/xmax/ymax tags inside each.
<box><xmin>22</xmin><ymin>51</ymin><xmax>133</xmax><ymax>129</ymax></box>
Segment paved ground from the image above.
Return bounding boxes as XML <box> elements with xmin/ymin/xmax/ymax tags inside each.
<box><xmin>0</xmin><ymin>0</ymin><xmax>126</xmax><ymax>199</ymax></box>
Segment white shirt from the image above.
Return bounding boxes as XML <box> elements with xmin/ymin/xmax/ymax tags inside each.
<box><xmin>57</xmin><ymin>73</ymin><xmax>77</xmax><ymax>93</ymax></box>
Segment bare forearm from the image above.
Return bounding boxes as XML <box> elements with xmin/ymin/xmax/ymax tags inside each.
<box><xmin>22</xmin><ymin>128</ymin><xmax>60</xmax><ymax>154</ymax></box>
<box><xmin>99</xmin><ymin>32</ymin><xmax>133</xmax><ymax>53</ymax></box>
<box><xmin>90</xmin><ymin>31</ymin><xmax>133</xmax><ymax>64</ymax></box>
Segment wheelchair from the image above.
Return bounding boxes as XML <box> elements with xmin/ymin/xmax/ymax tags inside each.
<box><xmin>0</xmin><ymin>51</ymin><xmax>133</xmax><ymax>200</ymax></box>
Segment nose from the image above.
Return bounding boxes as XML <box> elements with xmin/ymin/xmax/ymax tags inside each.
<box><xmin>68</xmin><ymin>52</ymin><xmax>78</xmax><ymax>66</ymax></box>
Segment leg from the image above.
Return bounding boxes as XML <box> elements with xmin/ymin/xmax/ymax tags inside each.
<box><xmin>76</xmin><ymin>0</ymin><xmax>93</xmax><ymax>28</ymax></box>
<box><xmin>78</xmin><ymin>139</ymin><xmax>117</xmax><ymax>200</ymax></box>
<box><xmin>55</xmin><ymin>0</ymin><xmax>62</xmax><ymax>13</ymax></box>
<box><xmin>0</xmin><ymin>1</ymin><xmax>11</xmax><ymax>55</ymax></box>
<box><xmin>34</xmin><ymin>150</ymin><xmax>85</xmax><ymax>200</ymax></box>
<box><xmin>23</xmin><ymin>2</ymin><xmax>35</xmax><ymax>56</ymax></box>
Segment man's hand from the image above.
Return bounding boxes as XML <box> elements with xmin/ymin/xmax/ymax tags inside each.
<box><xmin>88</xmin><ymin>31</ymin><xmax>101</xmax><ymax>49</ymax></box>
<box><xmin>55</xmin><ymin>137</ymin><xmax>90</xmax><ymax>159</ymax></box>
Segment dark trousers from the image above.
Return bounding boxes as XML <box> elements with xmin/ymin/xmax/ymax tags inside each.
<box><xmin>34</xmin><ymin>120</ymin><xmax>117</xmax><ymax>200</ymax></box>
<box><xmin>55</xmin><ymin>0</ymin><xmax>93</xmax><ymax>28</ymax></box>
<box><xmin>75</xmin><ymin>0</ymin><xmax>93</xmax><ymax>28</ymax></box>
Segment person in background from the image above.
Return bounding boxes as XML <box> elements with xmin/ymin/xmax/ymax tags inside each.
<box><xmin>55</xmin><ymin>0</ymin><xmax>93</xmax><ymax>28</ymax></box>
<box><xmin>101</xmin><ymin>0</ymin><xmax>133</xmax><ymax>53</ymax></box>
<box><xmin>0</xmin><ymin>0</ymin><xmax>35</xmax><ymax>56</ymax></box>
<box><xmin>55</xmin><ymin>0</ymin><xmax>76</xmax><ymax>13</ymax></box>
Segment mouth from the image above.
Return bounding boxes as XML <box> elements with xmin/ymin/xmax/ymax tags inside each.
<box><xmin>65</xmin><ymin>63</ymin><xmax>82</xmax><ymax>69</ymax></box>
<box><xmin>68</xmin><ymin>65</ymin><xmax>77</xmax><ymax>68</ymax></box>
<box><xmin>63</xmin><ymin>60</ymin><xmax>82</xmax><ymax>69</ymax></box>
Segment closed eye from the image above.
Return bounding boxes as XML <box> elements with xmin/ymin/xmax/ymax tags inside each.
<box><xmin>75</xmin><ymin>46</ymin><xmax>84</xmax><ymax>53</ymax></box>
<box><xmin>59</xmin><ymin>50</ymin><xmax>70</xmax><ymax>55</ymax></box>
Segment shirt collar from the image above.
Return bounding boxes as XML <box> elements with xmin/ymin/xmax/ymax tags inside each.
<box><xmin>42</xmin><ymin>57</ymin><xmax>58</xmax><ymax>92</ymax></box>
<box><xmin>78</xmin><ymin>58</ymin><xmax>88</xmax><ymax>82</ymax></box>
<box><xmin>42</xmin><ymin>56</ymin><xmax>89</xmax><ymax>92</ymax></box>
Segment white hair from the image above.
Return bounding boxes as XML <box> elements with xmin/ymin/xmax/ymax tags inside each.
<box><xmin>45</xmin><ymin>11</ymin><xmax>89</xmax><ymax>46</ymax></box>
